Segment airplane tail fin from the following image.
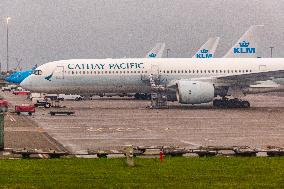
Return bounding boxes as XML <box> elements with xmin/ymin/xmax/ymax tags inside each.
<box><xmin>192</xmin><ymin>37</ymin><xmax>220</xmax><ymax>58</ymax></box>
<box><xmin>224</xmin><ymin>25</ymin><xmax>264</xmax><ymax>58</ymax></box>
<box><xmin>32</xmin><ymin>64</ymin><xmax>37</xmax><ymax>70</ymax></box>
<box><xmin>146</xmin><ymin>43</ymin><xmax>166</xmax><ymax>58</ymax></box>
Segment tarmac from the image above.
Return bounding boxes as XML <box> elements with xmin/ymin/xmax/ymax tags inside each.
<box><xmin>1</xmin><ymin>91</ymin><xmax>284</xmax><ymax>154</ymax></box>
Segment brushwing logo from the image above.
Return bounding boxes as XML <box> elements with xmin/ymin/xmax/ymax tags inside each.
<box><xmin>233</xmin><ymin>41</ymin><xmax>255</xmax><ymax>54</ymax></box>
<box><xmin>45</xmin><ymin>72</ymin><xmax>54</xmax><ymax>81</ymax></box>
<box><xmin>196</xmin><ymin>49</ymin><xmax>213</xmax><ymax>58</ymax></box>
<box><xmin>148</xmin><ymin>53</ymin><xmax>157</xmax><ymax>58</ymax></box>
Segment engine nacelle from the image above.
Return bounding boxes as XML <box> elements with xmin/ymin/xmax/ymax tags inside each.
<box><xmin>176</xmin><ymin>81</ymin><xmax>215</xmax><ymax>104</ymax></box>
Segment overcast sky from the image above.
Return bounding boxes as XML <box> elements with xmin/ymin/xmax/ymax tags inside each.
<box><xmin>0</xmin><ymin>0</ymin><xmax>283</xmax><ymax>70</ymax></box>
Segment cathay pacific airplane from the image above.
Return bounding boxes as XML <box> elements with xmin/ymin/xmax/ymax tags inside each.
<box><xmin>20</xmin><ymin>57</ymin><xmax>284</xmax><ymax>108</ymax></box>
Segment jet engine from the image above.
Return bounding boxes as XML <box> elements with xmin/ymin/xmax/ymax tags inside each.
<box><xmin>176</xmin><ymin>81</ymin><xmax>214</xmax><ymax>104</ymax></box>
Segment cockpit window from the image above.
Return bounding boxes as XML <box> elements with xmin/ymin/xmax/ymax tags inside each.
<box><xmin>33</xmin><ymin>70</ymin><xmax>43</xmax><ymax>75</ymax></box>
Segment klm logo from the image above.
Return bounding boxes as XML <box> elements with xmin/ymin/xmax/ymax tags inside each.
<box><xmin>196</xmin><ymin>49</ymin><xmax>213</xmax><ymax>58</ymax></box>
<box><xmin>148</xmin><ymin>53</ymin><xmax>157</xmax><ymax>58</ymax></box>
<box><xmin>233</xmin><ymin>41</ymin><xmax>256</xmax><ymax>54</ymax></box>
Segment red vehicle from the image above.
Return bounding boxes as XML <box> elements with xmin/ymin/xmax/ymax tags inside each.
<box><xmin>15</xmin><ymin>104</ymin><xmax>35</xmax><ymax>116</ymax></box>
<box><xmin>0</xmin><ymin>99</ymin><xmax>9</xmax><ymax>112</ymax></box>
<box><xmin>12</xmin><ymin>91</ymin><xmax>30</xmax><ymax>95</ymax></box>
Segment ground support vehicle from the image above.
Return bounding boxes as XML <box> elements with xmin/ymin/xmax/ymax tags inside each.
<box><xmin>34</xmin><ymin>100</ymin><xmax>51</xmax><ymax>108</ymax></box>
<box><xmin>0</xmin><ymin>99</ymin><xmax>8</xmax><ymax>112</ymax></box>
<box><xmin>15</xmin><ymin>104</ymin><xmax>35</xmax><ymax>116</ymax></box>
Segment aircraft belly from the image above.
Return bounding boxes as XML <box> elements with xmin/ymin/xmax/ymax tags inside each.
<box><xmin>45</xmin><ymin>75</ymin><xmax>150</xmax><ymax>94</ymax></box>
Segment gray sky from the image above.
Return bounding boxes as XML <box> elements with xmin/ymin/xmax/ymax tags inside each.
<box><xmin>0</xmin><ymin>0</ymin><xmax>284</xmax><ymax>70</ymax></box>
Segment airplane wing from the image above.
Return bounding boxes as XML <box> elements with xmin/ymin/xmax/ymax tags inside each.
<box><xmin>214</xmin><ymin>70</ymin><xmax>284</xmax><ymax>87</ymax></box>
<box><xmin>166</xmin><ymin>69</ymin><xmax>284</xmax><ymax>88</ymax></box>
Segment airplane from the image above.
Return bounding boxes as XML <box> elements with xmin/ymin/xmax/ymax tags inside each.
<box><xmin>6</xmin><ymin>42</ymin><xmax>165</xmax><ymax>86</ymax></box>
<box><xmin>193</xmin><ymin>37</ymin><xmax>220</xmax><ymax>58</ymax></box>
<box><xmin>20</xmin><ymin>57</ymin><xmax>284</xmax><ymax>108</ymax></box>
<box><xmin>223</xmin><ymin>25</ymin><xmax>284</xmax><ymax>93</ymax></box>
<box><xmin>146</xmin><ymin>43</ymin><xmax>165</xmax><ymax>58</ymax></box>
<box><xmin>224</xmin><ymin>25</ymin><xmax>263</xmax><ymax>58</ymax></box>
<box><xmin>5</xmin><ymin>65</ymin><xmax>37</xmax><ymax>84</ymax></box>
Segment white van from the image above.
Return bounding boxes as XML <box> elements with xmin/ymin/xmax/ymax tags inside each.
<box><xmin>58</xmin><ymin>94</ymin><xmax>84</xmax><ymax>101</ymax></box>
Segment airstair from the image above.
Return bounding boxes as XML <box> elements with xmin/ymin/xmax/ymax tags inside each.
<box><xmin>148</xmin><ymin>74</ymin><xmax>168</xmax><ymax>109</ymax></box>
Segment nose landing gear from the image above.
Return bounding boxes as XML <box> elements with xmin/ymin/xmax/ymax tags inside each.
<box><xmin>213</xmin><ymin>97</ymin><xmax>250</xmax><ymax>108</ymax></box>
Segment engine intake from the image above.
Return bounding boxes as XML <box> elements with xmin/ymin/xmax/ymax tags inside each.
<box><xmin>176</xmin><ymin>81</ymin><xmax>214</xmax><ymax>104</ymax></box>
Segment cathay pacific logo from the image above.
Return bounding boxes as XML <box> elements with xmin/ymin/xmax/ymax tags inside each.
<box><xmin>45</xmin><ymin>72</ymin><xmax>54</xmax><ymax>81</ymax></box>
<box><xmin>196</xmin><ymin>49</ymin><xmax>213</xmax><ymax>58</ymax></box>
<box><xmin>234</xmin><ymin>41</ymin><xmax>255</xmax><ymax>54</ymax></box>
<box><xmin>148</xmin><ymin>53</ymin><xmax>157</xmax><ymax>58</ymax></box>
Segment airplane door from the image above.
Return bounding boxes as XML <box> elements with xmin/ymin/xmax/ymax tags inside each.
<box><xmin>259</xmin><ymin>65</ymin><xmax>266</xmax><ymax>71</ymax></box>
<box><xmin>54</xmin><ymin>66</ymin><xmax>64</xmax><ymax>79</ymax></box>
<box><xmin>150</xmin><ymin>65</ymin><xmax>159</xmax><ymax>75</ymax></box>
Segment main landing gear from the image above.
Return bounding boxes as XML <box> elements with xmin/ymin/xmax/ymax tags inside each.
<box><xmin>213</xmin><ymin>97</ymin><xmax>250</xmax><ymax>108</ymax></box>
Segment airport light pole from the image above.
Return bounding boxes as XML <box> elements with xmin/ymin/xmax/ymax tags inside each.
<box><xmin>269</xmin><ymin>47</ymin><xmax>274</xmax><ymax>58</ymax></box>
<box><xmin>6</xmin><ymin>17</ymin><xmax>11</xmax><ymax>73</ymax></box>
<box><xmin>166</xmin><ymin>49</ymin><xmax>170</xmax><ymax>58</ymax></box>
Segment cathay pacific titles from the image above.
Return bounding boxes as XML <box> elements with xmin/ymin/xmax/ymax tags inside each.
<box><xmin>67</xmin><ymin>62</ymin><xmax>144</xmax><ymax>70</ymax></box>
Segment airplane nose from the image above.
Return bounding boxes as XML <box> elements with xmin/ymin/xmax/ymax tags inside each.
<box><xmin>20</xmin><ymin>77</ymin><xmax>31</xmax><ymax>90</ymax></box>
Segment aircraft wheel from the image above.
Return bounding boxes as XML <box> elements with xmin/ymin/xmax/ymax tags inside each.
<box><xmin>242</xmin><ymin>101</ymin><xmax>250</xmax><ymax>108</ymax></box>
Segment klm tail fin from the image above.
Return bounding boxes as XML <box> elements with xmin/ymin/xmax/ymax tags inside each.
<box><xmin>224</xmin><ymin>25</ymin><xmax>264</xmax><ymax>58</ymax></box>
<box><xmin>146</xmin><ymin>43</ymin><xmax>166</xmax><ymax>58</ymax></box>
<box><xmin>193</xmin><ymin>37</ymin><xmax>220</xmax><ymax>58</ymax></box>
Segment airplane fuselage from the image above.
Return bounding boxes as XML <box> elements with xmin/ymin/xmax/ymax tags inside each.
<box><xmin>21</xmin><ymin>58</ymin><xmax>284</xmax><ymax>95</ymax></box>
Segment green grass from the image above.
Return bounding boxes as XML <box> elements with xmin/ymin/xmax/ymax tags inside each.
<box><xmin>0</xmin><ymin>157</ymin><xmax>283</xmax><ymax>189</ymax></box>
